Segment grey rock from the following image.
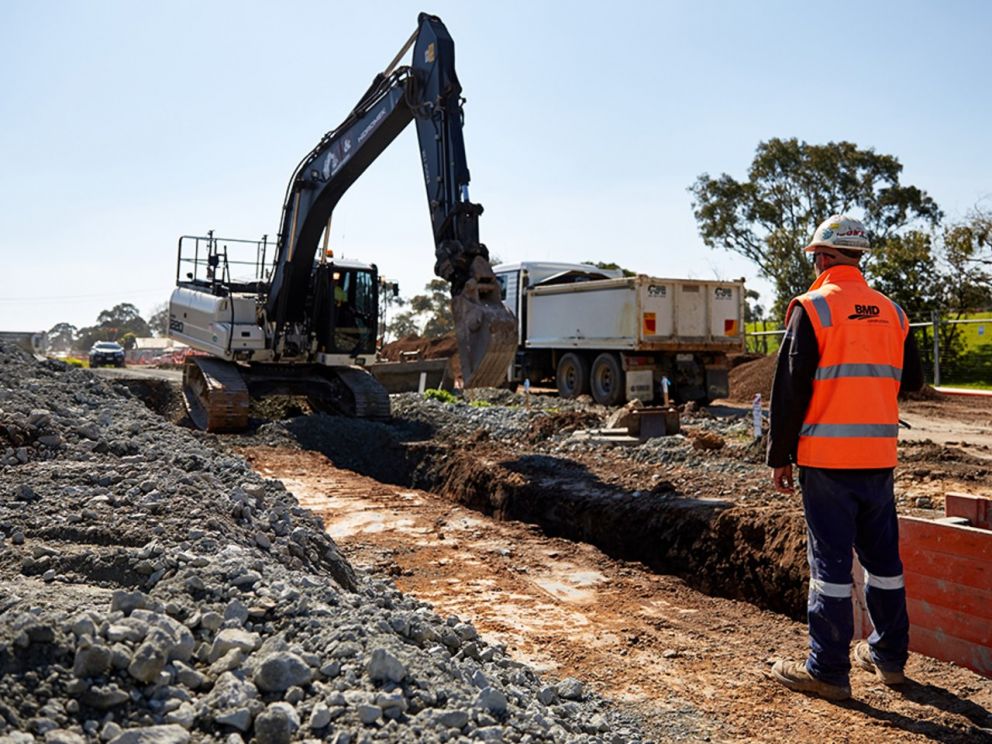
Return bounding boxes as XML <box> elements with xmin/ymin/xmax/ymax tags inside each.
<box><xmin>73</xmin><ymin>641</ymin><xmax>112</xmax><ymax>677</ymax></box>
<box><xmin>213</xmin><ymin>709</ymin><xmax>253</xmax><ymax>732</ymax></box>
<box><xmin>474</xmin><ymin>727</ymin><xmax>504</xmax><ymax>742</ymax></box>
<box><xmin>130</xmin><ymin>610</ymin><xmax>194</xmax><ymax>661</ymax></box>
<box><xmin>107</xmin><ymin>724</ymin><xmax>191</xmax><ymax>744</ymax></box>
<box><xmin>128</xmin><ymin>640</ymin><xmax>168</xmax><ymax>683</ymax></box>
<box><xmin>201</xmin><ymin>672</ymin><xmax>258</xmax><ymax>727</ymax></box>
<box><xmin>44</xmin><ymin>729</ymin><xmax>86</xmax><ymax>744</ymax></box>
<box><xmin>208</xmin><ymin>628</ymin><xmax>259</xmax><ymax>662</ymax></box>
<box><xmin>173</xmin><ymin>661</ymin><xmax>207</xmax><ymax>690</ymax></box>
<box><xmin>475</xmin><ymin>687</ymin><xmax>508</xmax><ymax>716</ymax></box>
<box><xmin>100</xmin><ymin>722</ymin><xmax>123</xmax><ymax>741</ymax></box>
<box><xmin>110</xmin><ymin>590</ymin><xmax>148</xmax><ymax>615</ymax></box>
<box><xmin>437</xmin><ymin>709</ymin><xmax>469</xmax><ymax>729</ymax></box>
<box><xmin>223</xmin><ymin>599</ymin><xmax>249</xmax><ymax>624</ymax></box>
<box><xmin>253</xmin><ymin>651</ymin><xmax>313</xmax><ymax>692</ymax></box>
<box><xmin>366</xmin><ymin>648</ymin><xmax>406</xmax><ymax>684</ymax></box>
<box><xmin>357</xmin><ymin>704</ymin><xmax>381</xmax><ymax>725</ymax></box>
<box><xmin>81</xmin><ymin>684</ymin><xmax>129</xmax><ymax>709</ymax></box>
<box><xmin>106</xmin><ymin>621</ymin><xmax>146</xmax><ymax>644</ymax></box>
<box><xmin>28</xmin><ymin>408</ymin><xmax>53</xmax><ymax>427</ymax></box>
<box><xmin>308</xmin><ymin>703</ymin><xmax>332</xmax><ymax>730</ymax></box>
<box><xmin>537</xmin><ymin>686</ymin><xmax>557</xmax><ymax>705</ymax></box>
<box><xmin>163</xmin><ymin>702</ymin><xmax>195</xmax><ymax>729</ymax></box>
<box><xmin>199</xmin><ymin>611</ymin><xmax>223</xmax><ymax>631</ymax></box>
<box><xmin>556</xmin><ymin>677</ymin><xmax>584</xmax><ymax>700</ymax></box>
<box><xmin>253</xmin><ymin>702</ymin><xmax>300</xmax><ymax>744</ymax></box>
<box><xmin>14</xmin><ymin>484</ymin><xmax>39</xmax><ymax>501</ymax></box>
<box><xmin>207</xmin><ymin>648</ymin><xmax>245</xmax><ymax>677</ymax></box>
<box><xmin>376</xmin><ymin>691</ymin><xmax>407</xmax><ymax>713</ymax></box>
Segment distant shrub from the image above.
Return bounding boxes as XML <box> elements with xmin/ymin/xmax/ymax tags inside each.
<box><xmin>468</xmin><ymin>400</ymin><xmax>493</xmax><ymax>408</ymax></box>
<box><xmin>423</xmin><ymin>388</ymin><xmax>458</xmax><ymax>404</ymax></box>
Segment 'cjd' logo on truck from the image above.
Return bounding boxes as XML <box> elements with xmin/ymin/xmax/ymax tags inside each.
<box><xmin>848</xmin><ymin>304</ymin><xmax>881</xmax><ymax>320</ymax></box>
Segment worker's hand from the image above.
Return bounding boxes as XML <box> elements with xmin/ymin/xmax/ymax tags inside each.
<box><xmin>773</xmin><ymin>465</ymin><xmax>794</xmax><ymax>494</ymax></box>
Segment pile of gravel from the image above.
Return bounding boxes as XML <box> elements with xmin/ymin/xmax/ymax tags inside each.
<box><xmin>0</xmin><ymin>343</ymin><xmax>646</xmax><ymax>743</ymax></box>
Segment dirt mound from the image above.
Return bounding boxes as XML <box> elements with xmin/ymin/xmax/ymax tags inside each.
<box><xmin>381</xmin><ymin>333</ymin><xmax>459</xmax><ymax>371</ymax></box>
<box><xmin>728</xmin><ymin>354</ymin><xmax>777</xmax><ymax>402</ymax></box>
<box><xmin>526</xmin><ymin>410</ymin><xmax>603</xmax><ymax>443</ymax></box>
<box><xmin>728</xmin><ymin>352</ymin><xmax>765</xmax><ymax>369</ymax></box>
<box><xmin>902</xmin><ymin>384</ymin><xmax>946</xmax><ymax>402</ymax></box>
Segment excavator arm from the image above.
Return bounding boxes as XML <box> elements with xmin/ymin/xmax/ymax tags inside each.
<box><xmin>265</xmin><ymin>12</ymin><xmax>515</xmax><ymax>386</ymax></box>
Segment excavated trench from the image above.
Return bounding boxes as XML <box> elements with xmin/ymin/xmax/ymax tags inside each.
<box><xmin>126</xmin><ymin>381</ymin><xmax>808</xmax><ymax>621</ymax></box>
<box><xmin>280</xmin><ymin>414</ymin><xmax>810</xmax><ymax>620</ymax></box>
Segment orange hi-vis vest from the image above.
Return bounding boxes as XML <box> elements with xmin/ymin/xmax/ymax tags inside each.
<box><xmin>785</xmin><ymin>265</ymin><xmax>908</xmax><ymax>469</ymax></box>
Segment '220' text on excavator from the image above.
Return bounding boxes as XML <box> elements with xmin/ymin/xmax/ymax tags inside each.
<box><xmin>167</xmin><ymin>13</ymin><xmax>516</xmax><ymax>431</ymax></box>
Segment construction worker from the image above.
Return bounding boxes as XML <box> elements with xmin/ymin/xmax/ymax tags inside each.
<box><xmin>767</xmin><ymin>215</ymin><xmax>924</xmax><ymax>701</ymax></box>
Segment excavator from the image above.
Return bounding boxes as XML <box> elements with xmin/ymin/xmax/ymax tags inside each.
<box><xmin>167</xmin><ymin>13</ymin><xmax>516</xmax><ymax>432</ymax></box>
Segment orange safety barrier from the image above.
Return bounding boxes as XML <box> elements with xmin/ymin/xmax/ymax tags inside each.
<box><xmin>854</xmin><ymin>493</ymin><xmax>992</xmax><ymax>677</ymax></box>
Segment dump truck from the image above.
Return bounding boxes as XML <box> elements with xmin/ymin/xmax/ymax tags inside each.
<box><xmin>494</xmin><ymin>262</ymin><xmax>745</xmax><ymax>405</ymax></box>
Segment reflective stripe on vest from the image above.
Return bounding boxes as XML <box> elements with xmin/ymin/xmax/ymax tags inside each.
<box><xmin>792</xmin><ymin>266</ymin><xmax>907</xmax><ymax>469</ymax></box>
<box><xmin>807</xmin><ymin>291</ymin><xmax>832</xmax><ymax>328</ymax></box>
<box><xmin>801</xmin><ymin>423</ymin><xmax>901</xmax><ymax>438</ymax></box>
<box><xmin>814</xmin><ymin>363</ymin><xmax>903</xmax><ymax>382</ymax></box>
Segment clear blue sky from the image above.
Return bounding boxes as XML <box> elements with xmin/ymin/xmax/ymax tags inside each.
<box><xmin>2</xmin><ymin>0</ymin><xmax>990</xmax><ymax>332</ymax></box>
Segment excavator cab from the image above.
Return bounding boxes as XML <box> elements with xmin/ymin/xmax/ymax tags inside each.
<box><xmin>311</xmin><ymin>261</ymin><xmax>378</xmax><ymax>357</ymax></box>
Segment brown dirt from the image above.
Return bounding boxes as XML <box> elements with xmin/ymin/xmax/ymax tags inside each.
<box><xmin>525</xmin><ymin>410</ymin><xmax>603</xmax><ymax>443</ymax></box>
<box><xmin>728</xmin><ymin>354</ymin><xmax>777</xmax><ymax>402</ymax></box>
<box><xmin>380</xmin><ymin>334</ymin><xmax>460</xmax><ymax>378</ymax></box>
<box><xmin>243</xmin><ymin>446</ymin><xmax>992</xmax><ymax>744</ymax></box>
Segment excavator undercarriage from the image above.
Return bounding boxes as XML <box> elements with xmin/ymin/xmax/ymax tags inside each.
<box><xmin>182</xmin><ymin>357</ymin><xmax>391</xmax><ymax>432</ymax></box>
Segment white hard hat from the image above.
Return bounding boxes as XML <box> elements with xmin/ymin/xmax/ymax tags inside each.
<box><xmin>805</xmin><ymin>214</ymin><xmax>871</xmax><ymax>253</ymax></box>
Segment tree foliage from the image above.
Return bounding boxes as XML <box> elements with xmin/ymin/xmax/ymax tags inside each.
<box><xmin>46</xmin><ymin>322</ymin><xmax>77</xmax><ymax>351</ymax></box>
<box><xmin>410</xmin><ymin>279</ymin><xmax>454</xmax><ymax>338</ymax></box>
<box><xmin>148</xmin><ymin>303</ymin><xmax>170</xmax><ymax>337</ymax></box>
<box><xmin>580</xmin><ymin>261</ymin><xmax>635</xmax><ymax>277</ymax></box>
<box><xmin>75</xmin><ymin>303</ymin><xmax>150</xmax><ymax>351</ymax></box>
<box><xmin>689</xmin><ymin>138</ymin><xmax>942</xmax><ymax>317</ymax></box>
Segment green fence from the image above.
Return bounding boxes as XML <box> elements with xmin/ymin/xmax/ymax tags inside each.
<box><xmin>745</xmin><ymin>311</ymin><xmax>992</xmax><ymax>389</ymax></box>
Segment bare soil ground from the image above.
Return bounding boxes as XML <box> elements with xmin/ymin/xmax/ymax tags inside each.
<box><xmin>241</xmin><ymin>447</ymin><xmax>992</xmax><ymax>743</ymax></box>
<box><xmin>103</xmin><ymin>361</ymin><xmax>992</xmax><ymax>741</ymax></box>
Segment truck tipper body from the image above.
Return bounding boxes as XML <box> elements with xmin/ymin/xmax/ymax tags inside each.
<box><xmin>494</xmin><ymin>262</ymin><xmax>745</xmax><ymax>405</ymax></box>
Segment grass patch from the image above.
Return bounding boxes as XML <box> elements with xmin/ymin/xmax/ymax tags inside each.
<box><xmin>423</xmin><ymin>388</ymin><xmax>458</xmax><ymax>405</ymax></box>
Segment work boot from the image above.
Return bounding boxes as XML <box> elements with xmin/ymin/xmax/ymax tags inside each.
<box><xmin>853</xmin><ymin>641</ymin><xmax>906</xmax><ymax>685</ymax></box>
<box><xmin>770</xmin><ymin>660</ymin><xmax>851</xmax><ymax>701</ymax></box>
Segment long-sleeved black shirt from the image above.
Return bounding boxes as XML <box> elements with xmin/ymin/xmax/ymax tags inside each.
<box><xmin>766</xmin><ymin>304</ymin><xmax>924</xmax><ymax>468</ymax></box>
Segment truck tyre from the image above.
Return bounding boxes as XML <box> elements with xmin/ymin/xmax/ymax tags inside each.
<box><xmin>556</xmin><ymin>353</ymin><xmax>590</xmax><ymax>398</ymax></box>
<box><xmin>590</xmin><ymin>353</ymin><xmax>624</xmax><ymax>406</ymax></box>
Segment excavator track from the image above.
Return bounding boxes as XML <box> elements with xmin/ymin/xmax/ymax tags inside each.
<box><xmin>182</xmin><ymin>357</ymin><xmax>250</xmax><ymax>433</ymax></box>
<box><xmin>328</xmin><ymin>367</ymin><xmax>392</xmax><ymax>419</ymax></box>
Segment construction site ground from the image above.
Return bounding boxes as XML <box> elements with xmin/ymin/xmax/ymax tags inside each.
<box><xmin>93</xmin><ymin>362</ymin><xmax>992</xmax><ymax>742</ymax></box>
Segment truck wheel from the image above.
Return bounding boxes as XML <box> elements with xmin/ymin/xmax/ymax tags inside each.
<box><xmin>556</xmin><ymin>353</ymin><xmax>589</xmax><ymax>398</ymax></box>
<box><xmin>590</xmin><ymin>353</ymin><xmax>624</xmax><ymax>406</ymax></box>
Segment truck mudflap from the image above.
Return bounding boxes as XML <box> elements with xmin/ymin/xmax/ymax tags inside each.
<box><xmin>451</xmin><ymin>256</ymin><xmax>517</xmax><ymax>388</ymax></box>
<box><xmin>705</xmin><ymin>365</ymin><xmax>730</xmax><ymax>400</ymax></box>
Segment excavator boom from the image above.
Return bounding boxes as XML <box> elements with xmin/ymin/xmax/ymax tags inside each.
<box><xmin>266</xmin><ymin>12</ymin><xmax>515</xmax><ymax>386</ymax></box>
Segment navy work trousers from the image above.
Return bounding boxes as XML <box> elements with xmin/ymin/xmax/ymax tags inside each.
<box><xmin>799</xmin><ymin>466</ymin><xmax>910</xmax><ymax>686</ymax></box>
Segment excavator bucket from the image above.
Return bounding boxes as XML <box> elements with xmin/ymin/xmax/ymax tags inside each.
<box><xmin>451</xmin><ymin>256</ymin><xmax>517</xmax><ymax>388</ymax></box>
